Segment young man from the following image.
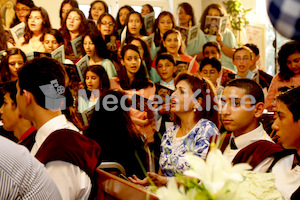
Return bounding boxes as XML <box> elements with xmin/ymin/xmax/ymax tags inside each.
<box><xmin>0</xmin><ymin>81</ymin><xmax>36</xmax><ymax>150</ymax></box>
<box><xmin>16</xmin><ymin>57</ymin><xmax>101</xmax><ymax>199</ymax></box>
<box><xmin>155</xmin><ymin>53</ymin><xmax>176</xmax><ymax>90</ymax></box>
<box><xmin>245</xmin><ymin>43</ymin><xmax>273</xmax><ymax>86</ymax></box>
<box><xmin>272</xmin><ymin>86</ymin><xmax>300</xmax><ymax>199</ymax></box>
<box><xmin>202</xmin><ymin>41</ymin><xmax>236</xmax><ymax>85</ymax></box>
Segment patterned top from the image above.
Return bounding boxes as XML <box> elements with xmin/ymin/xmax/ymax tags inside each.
<box><xmin>159</xmin><ymin>118</ymin><xmax>219</xmax><ymax>176</ymax></box>
<box><xmin>0</xmin><ymin>136</ymin><xmax>62</xmax><ymax>200</ymax></box>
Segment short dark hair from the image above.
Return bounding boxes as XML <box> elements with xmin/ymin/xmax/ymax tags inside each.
<box><xmin>277</xmin><ymin>86</ymin><xmax>300</xmax><ymax>121</ymax></box>
<box><xmin>203</xmin><ymin>41</ymin><xmax>221</xmax><ymax>53</ymax></box>
<box><xmin>200</xmin><ymin>57</ymin><xmax>222</xmax><ymax>72</ymax></box>
<box><xmin>1</xmin><ymin>81</ymin><xmax>18</xmax><ymax>106</ymax></box>
<box><xmin>233</xmin><ymin>46</ymin><xmax>253</xmax><ymax>60</ymax></box>
<box><xmin>155</xmin><ymin>53</ymin><xmax>176</xmax><ymax>66</ymax></box>
<box><xmin>225</xmin><ymin>78</ymin><xmax>265</xmax><ymax>104</ymax></box>
<box><xmin>42</xmin><ymin>28</ymin><xmax>64</xmax><ymax>44</ymax></box>
<box><xmin>245</xmin><ymin>43</ymin><xmax>259</xmax><ymax>56</ymax></box>
<box><xmin>18</xmin><ymin>57</ymin><xmax>66</xmax><ymax>110</ymax></box>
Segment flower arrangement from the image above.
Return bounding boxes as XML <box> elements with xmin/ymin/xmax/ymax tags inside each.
<box><xmin>154</xmin><ymin>143</ymin><xmax>283</xmax><ymax>200</ymax></box>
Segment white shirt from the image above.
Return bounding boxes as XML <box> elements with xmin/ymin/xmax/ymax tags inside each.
<box><xmin>31</xmin><ymin>115</ymin><xmax>91</xmax><ymax>200</ymax></box>
<box><xmin>223</xmin><ymin>124</ymin><xmax>275</xmax><ymax>172</ymax></box>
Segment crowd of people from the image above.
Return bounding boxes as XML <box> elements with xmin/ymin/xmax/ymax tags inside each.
<box><xmin>0</xmin><ymin>0</ymin><xmax>300</xmax><ymax>199</ymax></box>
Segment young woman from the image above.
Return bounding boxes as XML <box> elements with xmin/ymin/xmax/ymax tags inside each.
<box><xmin>97</xmin><ymin>13</ymin><xmax>116</xmax><ymax>40</ymax></box>
<box><xmin>59</xmin><ymin>0</ymin><xmax>79</xmax><ymax>29</ymax></box>
<box><xmin>129</xmin><ymin>72</ymin><xmax>220</xmax><ymax>185</ymax></box>
<box><xmin>115</xmin><ymin>5</ymin><xmax>134</xmax><ymax>37</ymax></box>
<box><xmin>110</xmin><ymin>44</ymin><xmax>156</xmax><ymax>143</ymax></box>
<box><xmin>0</xmin><ymin>48</ymin><xmax>26</xmax><ymax>83</ymax></box>
<box><xmin>88</xmin><ymin>0</ymin><xmax>108</xmax><ymax>23</ymax></box>
<box><xmin>42</xmin><ymin>28</ymin><xmax>64</xmax><ymax>53</ymax></box>
<box><xmin>83</xmin><ymin>30</ymin><xmax>117</xmax><ymax>78</ymax></box>
<box><xmin>16</xmin><ymin>7</ymin><xmax>51</xmax><ymax>54</ymax></box>
<box><xmin>10</xmin><ymin>0</ymin><xmax>35</xmax><ymax>28</ymax></box>
<box><xmin>141</xmin><ymin>4</ymin><xmax>154</xmax><ymax>18</ymax></box>
<box><xmin>78</xmin><ymin>65</ymin><xmax>110</xmax><ymax>113</ymax></box>
<box><xmin>61</xmin><ymin>8</ymin><xmax>87</xmax><ymax>62</ymax></box>
<box><xmin>125</xmin><ymin>11</ymin><xmax>147</xmax><ymax>40</ymax></box>
<box><xmin>200</xmin><ymin>3</ymin><xmax>237</xmax><ymax>71</ymax></box>
<box><xmin>152</xmin><ymin>29</ymin><xmax>200</xmax><ymax>74</ymax></box>
<box><xmin>177</xmin><ymin>2</ymin><xmax>207</xmax><ymax>60</ymax></box>
<box><xmin>151</xmin><ymin>11</ymin><xmax>175</xmax><ymax>60</ymax></box>
<box><xmin>265</xmin><ymin>41</ymin><xmax>300</xmax><ymax>109</ymax></box>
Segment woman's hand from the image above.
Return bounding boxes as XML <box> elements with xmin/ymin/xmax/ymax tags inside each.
<box><xmin>128</xmin><ymin>172</ymin><xmax>168</xmax><ymax>186</ymax></box>
<box><xmin>216</xmin><ymin>33</ymin><xmax>223</xmax><ymax>47</ymax></box>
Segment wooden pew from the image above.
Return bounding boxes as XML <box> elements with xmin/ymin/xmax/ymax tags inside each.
<box><xmin>95</xmin><ymin>168</ymin><xmax>160</xmax><ymax>200</ymax></box>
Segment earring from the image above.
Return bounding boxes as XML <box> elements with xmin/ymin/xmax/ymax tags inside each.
<box><xmin>193</xmin><ymin>108</ymin><xmax>197</xmax><ymax>112</ymax></box>
<box><xmin>189</xmin><ymin>20</ymin><xmax>192</xmax><ymax>28</ymax></box>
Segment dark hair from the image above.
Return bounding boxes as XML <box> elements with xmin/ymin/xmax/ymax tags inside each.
<box><xmin>200</xmin><ymin>3</ymin><xmax>226</xmax><ymax>31</ymax></box>
<box><xmin>233</xmin><ymin>46</ymin><xmax>253</xmax><ymax>60</ymax></box>
<box><xmin>23</xmin><ymin>7</ymin><xmax>52</xmax><ymax>45</ymax></box>
<box><xmin>42</xmin><ymin>28</ymin><xmax>64</xmax><ymax>44</ymax></box>
<box><xmin>245</xmin><ymin>43</ymin><xmax>259</xmax><ymax>56</ymax></box>
<box><xmin>83</xmin><ymin>29</ymin><xmax>110</xmax><ymax>59</ymax></box>
<box><xmin>0</xmin><ymin>48</ymin><xmax>26</xmax><ymax>83</ymax></box>
<box><xmin>115</xmin><ymin>5</ymin><xmax>134</xmax><ymax>31</ymax></box>
<box><xmin>200</xmin><ymin>57</ymin><xmax>222</xmax><ymax>72</ymax></box>
<box><xmin>88</xmin><ymin>0</ymin><xmax>108</xmax><ymax>20</ymax></box>
<box><xmin>83</xmin><ymin>65</ymin><xmax>110</xmax><ymax>98</ymax></box>
<box><xmin>159</xmin><ymin>29</ymin><xmax>185</xmax><ymax>55</ymax></box>
<box><xmin>18</xmin><ymin>57</ymin><xmax>66</xmax><ymax>110</ymax></box>
<box><xmin>178</xmin><ymin>2</ymin><xmax>195</xmax><ymax>26</ymax></box>
<box><xmin>278</xmin><ymin>41</ymin><xmax>300</xmax><ymax>81</ymax></box>
<box><xmin>142</xmin><ymin>4</ymin><xmax>154</xmax><ymax>13</ymax></box>
<box><xmin>128</xmin><ymin>37</ymin><xmax>151</xmax><ymax>72</ymax></box>
<box><xmin>203</xmin><ymin>41</ymin><xmax>221</xmax><ymax>53</ymax></box>
<box><xmin>1</xmin><ymin>81</ymin><xmax>18</xmax><ymax>106</ymax></box>
<box><xmin>10</xmin><ymin>0</ymin><xmax>35</xmax><ymax>28</ymax></box>
<box><xmin>277</xmin><ymin>86</ymin><xmax>300</xmax><ymax>121</ymax></box>
<box><xmin>59</xmin><ymin>0</ymin><xmax>79</xmax><ymax>27</ymax></box>
<box><xmin>97</xmin><ymin>13</ymin><xmax>116</xmax><ymax>36</ymax></box>
<box><xmin>153</xmin><ymin>11</ymin><xmax>175</xmax><ymax>47</ymax></box>
<box><xmin>119</xmin><ymin>44</ymin><xmax>153</xmax><ymax>90</ymax></box>
<box><xmin>155</xmin><ymin>53</ymin><xmax>176</xmax><ymax>66</ymax></box>
<box><xmin>0</xmin><ymin>19</ymin><xmax>7</xmax><ymax>50</ymax></box>
<box><xmin>225</xmin><ymin>78</ymin><xmax>265</xmax><ymax>104</ymax></box>
<box><xmin>125</xmin><ymin>11</ymin><xmax>147</xmax><ymax>37</ymax></box>
<box><xmin>174</xmin><ymin>72</ymin><xmax>220</xmax><ymax>128</ymax></box>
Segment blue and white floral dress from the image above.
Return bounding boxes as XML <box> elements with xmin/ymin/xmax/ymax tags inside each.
<box><xmin>159</xmin><ymin>118</ymin><xmax>219</xmax><ymax>176</ymax></box>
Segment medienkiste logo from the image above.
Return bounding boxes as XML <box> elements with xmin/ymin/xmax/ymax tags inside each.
<box><xmin>39</xmin><ymin>80</ymin><xmax>66</xmax><ymax>110</ymax></box>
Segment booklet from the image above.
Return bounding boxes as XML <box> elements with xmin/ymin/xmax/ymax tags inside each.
<box><xmin>75</xmin><ymin>54</ymin><xmax>89</xmax><ymax>82</ymax></box>
<box><xmin>10</xmin><ymin>22</ymin><xmax>25</xmax><ymax>43</ymax></box>
<box><xmin>144</xmin><ymin>11</ymin><xmax>155</xmax><ymax>33</ymax></box>
<box><xmin>51</xmin><ymin>45</ymin><xmax>65</xmax><ymax>63</ymax></box>
<box><xmin>203</xmin><ymin>16</ymin><xmax>229</xmax><ymax>36</ymax></box>
<box><xmin>26</xmin><ymin>52</ymin><xmax>51</xmax><ymax>61</ymax></box>
<box><xmin>142</xmin><ymin>33</ymin><xmax>154</xmax><ymax>48</ymax></box>
<box><xmin>176</xmin><ymin>24</ymin><xmax>200</xmax><ymax>44</ymax></box>
<box><xmin>71</xmin><ymin>35</ymin><xmax>83</xmax><ymax>57</ymax></box>
<box><xmin>81</xmin><ymin>105</ymin><xmax>95</xmax><ymax>126</ymax></box>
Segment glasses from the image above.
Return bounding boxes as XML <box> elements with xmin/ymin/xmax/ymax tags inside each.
<box><xmin>101</xmin><ymin>22</ymin><xmax>115</xmax><ymax>26</ymax></box>
<box><xmin>234</xmin><ymin>56</ymin><xmax>250</xmax><ymax>61</ymax></box>
<box><xmin>16</xmin><ymin>8</ymin><xmax>29</xmax><ymax>13</ymax></box>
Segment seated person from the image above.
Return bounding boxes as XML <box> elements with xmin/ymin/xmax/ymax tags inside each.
<box><xmin>199</xmin><ymin>57</ymin><xmax>223</xmax><ymax>99</ymax></box>
<box><xmin>202</xmin><ymin>41</ymin><xmax>236</xmax><ymax>85</ymax></box>
<box><xmin>0</xmin><ymin>81</ymin><xmax>36</xmax><ymax>150</ymax></box>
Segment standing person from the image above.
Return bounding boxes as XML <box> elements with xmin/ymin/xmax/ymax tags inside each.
<box><xmin>125</xmin><ymin>11</ymin><xmax>147</xmax><ymax>40</ymax></box>
<box><xmin>10</xmin><ymin>0</ymin><xmax>35</xmax><ymax>28</ymax></box>
<box><xmin>42</xmin><ymin>28</ymin><xmax>64</xmax><ymax>53</ymax></box>
<box><xmin>59</xmin><ymin>0</ymin><xmax>79</xmax><ymax>30</ymax></box>
<box><xmin>16</xmin><ymin>6</ymin><xmax>51</xmax><ymax>54</ymax></box>
<box><xmin>0</xmin><ymin>48</ymin><xmax>26</xmax><ymax>83</ymax></box>
<box><xmin>141</xmin><ymin>4</ymin><xmax>154</xmax><ymax>18</ymax></box>
<box><xmin>200</xmin><ymin>3</ymin><xmax>237</xmax><ymax>71</ymax></box>
<box><xmin>88</xmin><ymin>0</ymin><xmax>108</xmax><ymax>23</ymax></box>
<box><xmin>265</xmin><ymin>41</ymin><xmax>300</xmax><ymax>109</ymax></box>
<box><xmin>177</xmin><ymin>2</ymin><xmax>207</xmax><ymax>59</ymax></box>
<box><xmin>110</xmin><ymin>44</ymin><xmax>156</xmax><ymax>143</ymax></box>
<box><xmin>16</xmin><ymin>57</ymin><xmax>101</xmax><ymax>199</ymax></box>
<box><xmin>115</xmin><ymin>5</ymin><xmax>134</xmax><ymax>37</ymax></box>
<box><xmin>97</xmin><ymin>13</ymin><xmax>116</xmax><ymax>40</ymax></box>
<box><xmin>129</xmin><ymin>72</ymin><xmax>220</xmax><ymax>185</ymax></box>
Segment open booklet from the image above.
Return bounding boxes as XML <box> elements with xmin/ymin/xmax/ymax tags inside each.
<box><xmin>75</xmin><ymin>54</ymin><xmax>89</xmax><ymax>82</ymax></box>
<box><xmin>141</xmin><ymin>33</ymin><xmax>154</xmax><ymax>48</ymax></box>
<box><xmin>144</xmin><ymin>11</ymin><xmax>155</xmax><ymax>33</ymax></box>
<box><xmin>81</xmin><ymin>105</ymin><xmax>95</xmax><ymax>126</ymax></box>
<box><xmin>176</xmin><ymin>24</ymin><xmax>200</xmax><ymax>44</ymax></box>
<box><xmin>25</xmin><ymin>45</ymin><xmax>66</xmax><ymax>63</ymax></box>
<box><xmin>71</xmin><ymin>35</ymin><xmax>83</xmax><ymax>57</ymax></box>
<box><xmin>203</xmin><ymin>16</ymin><xmax>229</xmax><ymax>36</ymax></box>
<box><xmin>10</xmin><ymin>22</ymin><xmax>25</xmax><ymax>44</ymax></box>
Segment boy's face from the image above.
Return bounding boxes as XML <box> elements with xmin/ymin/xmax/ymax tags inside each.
<box><xmin>200</xmin><ymin>64</ymin><xmax>220</xmax><ymax>85</ymax></box>
<box><xmin>272</xmin><ymin>101</ymin><xmax>300</xmax><ymax>149</ymax></box>
<box><xmin>221</xmin><ymin>86</ymin><xmax>259</xmax><ymax>137</ymax></box>
<box><xmin>0</xmin><ymin>93</ymin><xmax>19</xmax><ymax>132</ymax></box>
<box><xmin>157</xmin><ymin>59</ymin><xmax>175</xmax><ymax>83</ymax></box>
<box><xmin>203</xmin><ymin>46</ymin><xmax>221</xmax><ymax>60</ymax></box>
<box><xmin>233</xmin><ymin>49</ymin><xmax>253</xmax><ymax>75</ymax></box>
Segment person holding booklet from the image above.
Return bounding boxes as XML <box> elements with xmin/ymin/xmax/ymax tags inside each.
<box><xmin>97</xmin><ymin>13</ymin><xmax>116</xmax><ymax>41</ymax></box>
<box><xmin>141</xmin><ymin>4</ymin><xmax>154</xmax><ymax>18</ymax></box>
<box><xmin>115</xmin><ymin>5</ymin><xmax>134</xmax><ymax>38</ymax></box>
<box><xmin>200</xmin><ymin>3</ymin><xmax>237</xmax><ymax>72</ymax></box>
<box><xmin>87</xmin><ymin>0</ymin><xmax>108</xmax><ymax>23</ymax></box>
<box><xmin>9</xmin><ymin>0</ymin><xmax>35</xmax><ymax>29</ymax></box>
<box><xmin>151</xmin><ymin>29</ymin><xmax>200</xmax><ymax>74</ymax></box>
<box><xmin>16</xmin><ymin>7</ymin><xmax>51</xmax><ymax>54</ymax></box>
<box><xmin>125</xmin><ymin>11</ymin><xmax>147</xmax><ymax>40</ymax></box>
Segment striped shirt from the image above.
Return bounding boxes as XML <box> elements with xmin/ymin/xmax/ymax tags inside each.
<box><xmin>0</xmin><ymin>136</ymin><xmax>62</xmax><ymax>200</ymax></box>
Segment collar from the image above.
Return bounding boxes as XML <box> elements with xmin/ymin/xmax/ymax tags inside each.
<box><xmin>230</xmin><ymin>123</ymin><xmax>273</xmax><ymax>150</ymax></box>
<box><xmin>18</xmin><ymin>125</ymin><xmax>36</xmax><ymax>142</ymax></box>
<box><xmin>160</xmin><ymin>79</ymin><xmax>175</xmax><ymax>90</ymax></box>
<box><xmin>236</xmin><ymin>70</ymin><xmax>254</xmax><ymax>79</ymax></box>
